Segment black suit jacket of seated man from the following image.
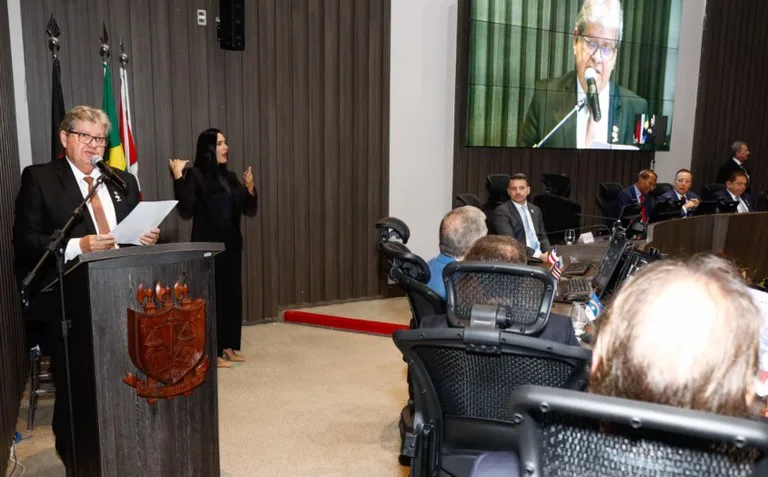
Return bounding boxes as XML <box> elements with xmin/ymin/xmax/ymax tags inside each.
<box><xmin>420</xmin><ymin>312</ymin><xmax>580</xmax><ymax>347</ymax></box>
<box><xmin>517</xmin><ymin>70</ymin><xmax>648</xmax><ymax>149</ymax></box>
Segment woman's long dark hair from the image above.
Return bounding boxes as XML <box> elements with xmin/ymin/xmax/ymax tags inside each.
<box><xmin>194</xmin><ymin>128</ymin><xmax>226</xmax><ymax>176</ymax></box>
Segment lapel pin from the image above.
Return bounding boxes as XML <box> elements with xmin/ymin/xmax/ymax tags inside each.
<box><xmin>113</xmin><ymin>190</ymin><xmax>122</xmax><ymax>203</ymax></box>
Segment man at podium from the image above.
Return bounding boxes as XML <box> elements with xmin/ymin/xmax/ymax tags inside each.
<box><xmin>12</xmin><ymin>105</ymin><xmax>159</xmax><ymax>468</ymax></box>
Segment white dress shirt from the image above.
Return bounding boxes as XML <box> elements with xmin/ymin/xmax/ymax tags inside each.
<box><xmin>727</xmin><ymin>190</ymin><xmax>750</xmax><ymax>214</ymax></box>
<box><xmin>576</xmin><ymin>79</ymin><xmax>611</xmax><ymax>148</ymax></box>
<box><xmin>513</xmin><ymin>201</ymin><xmax>542</xmax><ymax>258</ymax></box>
<box><xmin>64</xmin><ymin>158</ymin><xmax>119</xmax><ymax>262</ymax></box>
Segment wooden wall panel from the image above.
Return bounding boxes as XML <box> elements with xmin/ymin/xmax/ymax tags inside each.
<box><xmin>691</xmin><ymin>0</ymin><xmax>768</xmax><ymax>198</ymax></box>
<box><xmin>0</xmin><ymin>0</ymin><xmax>26</xmax><ymax>472</ymax></box>
<box><xmin>19</xmin><ymin>0</ymin><xmax>390</xmax><ymax>323</ymax></box>
<box><xmin>452</xmin><ymin>0</ymin><xmax>651</xmax><ymax>223</ymax></box>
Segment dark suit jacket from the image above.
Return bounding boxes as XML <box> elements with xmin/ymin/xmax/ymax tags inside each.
<box><xmin>517</xmin><ymin>70</ymin><xmax>648</xmax><ymax>148</ymax></box>
<box><xmin>614</xmin><ymin>185</ymin><xmax>653</xmax><ymax>220</ymax></box>
<box><xmin>658</xmin><ymin>189</ymin><xmax>700</xmax><ymax>217</ymax></box>
<box><xmin>493</xmin><ymin>201</ymin><xmax>551</xmax><ymax>257</ymax></box>
<box><xmin>716</xmin><ymin>158</ymin><xmax>752</xmax><ymax>195</ymax></box>
<box><xmin>13</xmin><ymin>159</ymin><xmax>141</xmax><ymax>321</ymax></box>
<box><xmin>714</xmin><ymin>189</ymin><xmax>754</xmax><ymax>212</ymax></box>
<box><xmin>174</xmin><ymin>167</ymin><xmax>258</xmax><ymax>249</ymax></box>
<box><xmin>420</xmin><ymin>313</ymin><xmax>580</xmax><ymax>347</ymax></box>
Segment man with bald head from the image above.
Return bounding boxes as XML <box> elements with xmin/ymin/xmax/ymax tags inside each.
<box><xmin>615</xmin><ymin>169</ymin><xmax>656</xmax><ymax>222</ymax></box>
<box><xmin>517</xmin><ymin>0</ymin><xmax>647</xmax><ymax>148</ymax></box>
<box><xmin>590</xmin><ymin>255</ymin><xmax>760</xmax><ymax>416</ymax></box>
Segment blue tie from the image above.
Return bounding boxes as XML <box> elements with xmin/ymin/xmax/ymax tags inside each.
<box><xmin>522</xmin><ymin>205</ymin><xmax>540</xmax><ymax>252</ymax></box>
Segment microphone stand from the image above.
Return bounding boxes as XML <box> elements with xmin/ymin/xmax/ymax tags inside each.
<box><xmin>19</xmin><ymin>174</ymin><xmax>106</xmax><ymax>476</ymax></box>
<box><xmin>534</xmin><ymin>98</ymin><xmax>587</xmax><ymax>148</ymax></box>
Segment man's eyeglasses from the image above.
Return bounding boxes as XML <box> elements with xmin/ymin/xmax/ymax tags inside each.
<box><xmin>581</xmin><ymin>36</ymin><xmax>617</xmax><ymax>60</ymax></box>
<box><xmin>67</xmin><ymin>130</ymin><xmax>108</xmax><ymax>147</ymax></box>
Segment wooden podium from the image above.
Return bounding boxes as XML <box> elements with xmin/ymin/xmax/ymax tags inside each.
<box><xmin>646</xmin><ymin>212</ymin><xmax>768</xmax><ymax>278</ymax></box>
<box><xmin>49</xmin><ymin>243</ymin><xmax>225</xmax><ymax>477</ymax></box>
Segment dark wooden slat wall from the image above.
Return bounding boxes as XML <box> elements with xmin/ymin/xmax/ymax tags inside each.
<box><xmin>691</xmin><ymin>0</ymin><xmax>768</xmax><ymax>196</ymax></box>
<box><xmin>453</xmin><ymin>0</ymin><xmax>651</xmax><ymax>220</ymax></box>
<box><xmin>20</xmin><ymin>0</ymin><xmax>390</xmax><ymax>323</ymax></box>
<box><xmin>0</xmin><ymin>0</ymin><xmax>26</xmax><ymax>473</ymax></box>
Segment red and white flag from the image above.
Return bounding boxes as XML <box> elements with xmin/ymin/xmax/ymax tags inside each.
<box><xmin>548</xmin><ymin>248</ymin><xmax>563</xmax><ymax>280</ymax></box>
<box><xmin>119</xmin><ymin>64</ymin><xmax>139</xmax><ymax>188</ymax></box>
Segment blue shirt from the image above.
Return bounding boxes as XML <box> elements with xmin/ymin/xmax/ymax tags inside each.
<box><xmin>426</xmin><ymin>253</ymin><xmax>457</xmax><ymax>299</ymax></box>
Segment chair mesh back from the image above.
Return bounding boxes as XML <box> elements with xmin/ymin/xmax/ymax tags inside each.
<box><xmin>538</xmin><ymin>413</ymin><xmax>762</xmax><ymax>477</ymax></box>
<box><xmin>413</xmin><ymin>346</ymin><xmax>578</xmax><ymax>421</ymax></box>
<box><xmin>449</xmin><ymin>268</ymin><xmax>546</xmax><ymax>325</ymax></box>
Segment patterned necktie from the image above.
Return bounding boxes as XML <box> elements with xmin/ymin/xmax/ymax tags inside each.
<box><xmin>83</xmin><ymin>177</ymin><xmax>111</xmax><ymax>234</ymax></box>
<box><xmin>522</xmin><ymin>206</ymin><xmax>540</xmax><ymax>252</ymax></box>
<box><xmin>639</xmin><ymin>194</ymin><xmax>647</xmax><ymax>223</ymax></box>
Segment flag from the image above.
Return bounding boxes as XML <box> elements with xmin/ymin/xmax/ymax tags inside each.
<box><xmin>119</xmin><ymin>64</ymin><xmax>139</xmax><ymax>187</ymax></box>
<box><xmin>547</xmin><ymin>248</ymin><xmax>563</xmax><ymax>280</ymax></box>
<box><xmin>585</xmin><ymin>291</ymin><xmax>604</xmax><ymax>322</ymax></box>
<box><xmin>102</xmin><ymin>61</ymin><xmax>126</xmax><ymax>170</ymax></box>
<box><xmin>51</xmin><ymin>56</ymin><xmax>65</xmax><ymax>161</ymax></box>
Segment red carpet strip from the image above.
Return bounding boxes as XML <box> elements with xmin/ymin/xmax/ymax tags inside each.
<box><xmin>283</xmin><ymin>310</ymin><xmax>409</xmax><ymax>336</ymax></box>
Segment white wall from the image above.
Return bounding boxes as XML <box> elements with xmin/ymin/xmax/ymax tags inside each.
<box><xmin>389</xmin><ymin>0</ymin><xmax>458</xmax><ymax>260</ymax></box>
<box><xmin>653</xmin><ymin>0</ymin><xmax>707</xmax><ymax>182</ymax></box>
<box><xmin>389</xmin><ymin>0</ymin><xmax>707</xmax><ymax>260</ymax></box>
<box><xmin>7</xmin><ymin>0</ymin><xmax>32</xmax><ymax>171</ymax></box>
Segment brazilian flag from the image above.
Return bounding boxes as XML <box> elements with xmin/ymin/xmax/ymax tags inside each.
<box><xmin>102</xmin><ymin>62</ymin><xmax>126</xmax><ymax>170</ymax></box>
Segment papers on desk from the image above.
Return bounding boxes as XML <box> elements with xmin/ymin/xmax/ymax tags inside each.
<box><xmin>112</xmin><ymin>200</ymin><xmax>177</xmax><ymax>245</ymax></box>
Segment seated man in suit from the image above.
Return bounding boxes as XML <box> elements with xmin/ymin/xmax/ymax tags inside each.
<box><xmin>716</xmin><ymin>141</ymin><xmax>752</xmax><ymax>195</ymax></box>
<box><xmin>657</xmin><ymin>168</ymin><xmax>700</xmax><ymax>217</ymax></box>
<box><xmin>421</xmin><ymin>235</ymin><xmax>579</xmax><ymax>347</ymax></box>
<box><xmin>614</xmin><ymin>169</ymin><xmax>656</xmax><ymax>222</ymax></box>
<box><xmin>470</xmin><ymin>255</ymin><xmax>761</xmax><ymax>477</ymax></box>
<box><xmin>715</xmin><ymin>170</ymin><xmax>754</xmax><ymax>213</ymax></box>
<box><xmin>493</xmin><ymin>173</ymin><xmax>551</xmax><ymax>262</ymax></box>
<box><xmin>425</xmin><ymin>205</ymin><xmax>488</xmax><ymax>299</ymax></box>
<box><xmin>13</xmin><ymin>105</ymin><xmax>159</xmax><ymax>469</ymax></box>
<box><xmin>517</xmin><ymin>0</ymin><xmax>647</xmax><ymax>149</ymax></box>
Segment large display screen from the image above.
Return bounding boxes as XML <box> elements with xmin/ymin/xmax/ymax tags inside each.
<box><xmin>466</xmin><ymin>0</ymin><xmax>682</xmax><ymax>150</ymax></box>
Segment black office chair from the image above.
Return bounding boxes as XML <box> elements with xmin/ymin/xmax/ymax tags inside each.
<box><xmin>484</xmin><ymin>174</ymin><xmax>511</xmax><ymax>234</ymax></box>
<box><xmin>508</xmin><ymin>385</ymin><xmax>768</xmax><ymax>477</ymax></box>
<box><xmin>375</xmin><ymin>216</ymin><xmax>410</xmax><ymax>248</ymax></box>
<box><xmin>392</xmin><ymin>328</ymin><xmax>592</xmax><ymax>477</ymax></box>
<box><xmin>455</xmin><ymin>193</ymin><xmax>482</xmax><ymax>208</ymax></box>
<box><xmin>702</xmin><ymin>183</ymin><xmax>727</xmax><ymax>201</ymax></box>
<box><xmin>532</xmin><ymin>193</ymin><xmax>582</xmax><ymax>245</ymax></box>
<box><xmin>443</xmin><ymin>261</ymin><xmax>556</xmax><ymax>335</ymax></box>
<box><xmin>653</xmin><ymin>182</ymin><xmax>674</xmax><ymax>199</ymax></box>
<box><xmin>596</xmin><ymin>182</ymin><xmax>623</xmax><ymax>226</ymax></box>
<box><xmin>541</xmin><ymin>173</ymin><xmax>571</xmax><ymax>198</ymax></box>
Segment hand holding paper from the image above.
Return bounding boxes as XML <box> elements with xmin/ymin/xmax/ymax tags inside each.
<box><xmin>112</xmin><ymin>201</ymin><xmax>177</xmax><ymax>245</ymax></box>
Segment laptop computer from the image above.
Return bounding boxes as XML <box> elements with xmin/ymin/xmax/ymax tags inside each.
<box><xmin>555</xmin><ymin>230</ymin><xmax>633</xmax><ymax>301</ymax></box>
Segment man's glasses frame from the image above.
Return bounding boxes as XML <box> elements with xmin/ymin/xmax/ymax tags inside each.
<box><xmin>580</xmin><ymin>35</ymin><xmax>618</xmax><ymax>60</ymax></box>
<box><xmin>67</xmin><ymin>130</ymin><xmax>108</xmax><ymax>147</ymax></box>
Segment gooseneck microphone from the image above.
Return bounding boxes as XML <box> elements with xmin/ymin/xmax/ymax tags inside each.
<box><xmin>91</xmin><ymin>155</ymin><xmax>127</xmax><ymax>192</ymax></box>
<box><xmin>584</xmin><ymin>67</ymin><xmax>601</xmax><ymax>122</ymax></box>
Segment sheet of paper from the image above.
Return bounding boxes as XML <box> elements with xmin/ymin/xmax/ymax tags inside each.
<box><xmin>589</xmin><ymin>141</ymin><xmax>639</xmax><ymax>151</ymax></box>
<box><xmin>112</xmin><ymin>200</ymin><xmax>178</xmax><ymax>245</ymax></box>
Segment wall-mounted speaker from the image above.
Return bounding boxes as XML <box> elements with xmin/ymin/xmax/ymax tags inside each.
<box><xmin>219</xmin><ymin>0</ymin><xmax>245</xmax><ymax>51</ymax></box>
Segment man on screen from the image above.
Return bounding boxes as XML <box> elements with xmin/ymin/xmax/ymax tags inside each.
<box><xmin>517</xmin><ymin>0</ymin><xmax>647</xmax><ymax>149</ymax></box>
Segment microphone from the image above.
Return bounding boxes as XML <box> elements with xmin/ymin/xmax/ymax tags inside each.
<box><xmin>91</xmin><ymin>156</ymin><xmax>127</xmax><ymax>192</ymax></box>
<box><xmin>584</xmin><ymin>67</ymin><xmax>601</xmax><ymax>122</ymax></box>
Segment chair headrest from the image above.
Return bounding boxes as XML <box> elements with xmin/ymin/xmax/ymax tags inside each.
<box><xmin>653</xmin><ymin>182</ymin><xmax>674</xmax><ymax>198</ymax></box>
<box><xmin>599</xmin><ymin>182</ymin><xmax>624</xmax><ymax>198</ymax></box>
<box><xmin>375</xmin><ymin>216</ymin><xmax>410</xmax><ymax>245</ymax></box>
<box><xmin>542</xmin><ymin>173</ymin><xmax>571</xmax><ymax>198</ymax></box>
<box><xmin>486</xmin><ymin>174</ymin><xmax>511</xmax><ymax>203</ymax></box>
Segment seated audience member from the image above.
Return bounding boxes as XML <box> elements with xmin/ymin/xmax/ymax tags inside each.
<box><xmin>493</xmin><ymin>173</ymin><xmax>551</xmax><ymax>261</ymax></box>
<box><xmin>425</xmin><ymin>206</ymin><xmax>488</xmax><ymax>299</ymax></box>
<box><xmin>469</xmin><ymin>255</ymin><xmax>761</xmax><ymax>476</ymax></box>
<box><xmin>714</xmin><ymin>170</ymin><xmax>754</xmax><ymax>213</ymax></box>
<box><xmin>614</xmin><ymin>169</ymin><xmax>656</xmax><ymax>222</ymax></box>
<box><xmin>716</xmin><ymin>141</ymin><xmax>751</xmax><ymax>195</ymax></box>
<box><xmin>657</xmin><ymin>168</ymin><xmax>700</xmax><ymax>217</ymax></box>
<box><xmin>591</xmin><ymin>255</ymin><xmax>760</xmax><ymax>416</ymax></box>
<box><xmin>421</xmin><ymin>236</ymin><xmax>579</xmax><ymax>347</ymax></box>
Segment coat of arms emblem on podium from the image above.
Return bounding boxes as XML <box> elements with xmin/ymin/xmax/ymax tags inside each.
<box><xmin>124</xmin><ymin>281</ymin><xmax>211</xmax><ymax>405</ymax></box>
